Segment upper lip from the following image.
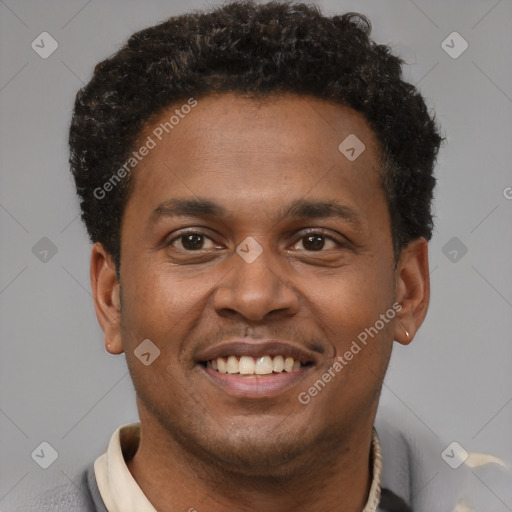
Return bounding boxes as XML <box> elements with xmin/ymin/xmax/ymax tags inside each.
<box><xmin>196</xmin><ymin>339</ymin><xmax>320</xmax><ymax>365</ymax></box>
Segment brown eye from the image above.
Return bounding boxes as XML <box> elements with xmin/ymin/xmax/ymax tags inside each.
<box><xmin>303</xmin><ymin>234</ymin><xmax>326</xmax><ymax>251</ymax></box>
<box><xmin>181</xmin><ymin>233</ymin><xmax>204</xmax><ymax>250</ymax></box>
<box><xmin>169</xmin><ymin>232</ymin><xmax>217</xmax><ymax>251</ymax></box>
<box><xmin>291</xmin><ymin>232</ymin><xmax>339</xmax><ymax>252</ymax></box>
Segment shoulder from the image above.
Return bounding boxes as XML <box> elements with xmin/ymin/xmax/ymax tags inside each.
<box><xmin>375</xmin><ymin>406</ymin><xmax>510</xmax><ymax>512</ymax></box>
<box><xmin>13</xmin><ymin>464</ymin><xmax>106</xmax><ymax>512</ymax></box>
<box><xmin>376</xmin><ymin>407</ymin><xmax>469</xmax><ymax>510</ymax></box>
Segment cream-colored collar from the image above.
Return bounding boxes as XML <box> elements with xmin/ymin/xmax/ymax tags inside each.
<box><xmin>94</xmin><ymin>423</ymin><xmax>156</xmax><ymax>512</ymax></box>
<box><xmin>365</xmin><ymin>428</ymin><xmax>383</xmax><ymax>511</ymax></box>
<box><xmin>94</xmin><ymin>423</ymin><xmax>382</xmax><ymax>512</ymax></box>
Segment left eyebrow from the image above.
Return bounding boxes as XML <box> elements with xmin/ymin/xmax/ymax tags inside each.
<box><xmin>281</xmin><ymin>199</ymin><xmax>365</xmax><ymax>229</ymax></box>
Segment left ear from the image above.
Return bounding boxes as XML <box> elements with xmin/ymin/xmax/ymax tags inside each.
<box><xmin>393</xmin><ymin>237</ymin><xmax>430</xmax><ymax>345</ymax></box>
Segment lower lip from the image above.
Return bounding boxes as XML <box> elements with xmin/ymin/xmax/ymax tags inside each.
<box><xmin>200</xmin><ymin>366</ymin><xmax>311</xmax><ymax>399</ymax></box>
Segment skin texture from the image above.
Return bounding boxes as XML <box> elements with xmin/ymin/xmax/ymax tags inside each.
<box><xmin>91</xmin><ymin>93</ymin><xmax>430</xmax><ymax>512</ymax></box>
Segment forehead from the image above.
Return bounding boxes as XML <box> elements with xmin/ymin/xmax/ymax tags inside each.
<box><xmin>125</xmin><ymin>93</ymin><xmax>385</xmax><ymax>223</ymax></box>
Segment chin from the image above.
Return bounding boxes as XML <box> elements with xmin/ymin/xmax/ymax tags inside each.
<box><xmin>206</xmin><ymin>445</ymin><xmax>310</xmax><ymax>480</ymax></box>
<box><xmin>189</xmin><ymin>421</ymin><xmax>319</xmax><ymax>478</ymax></box>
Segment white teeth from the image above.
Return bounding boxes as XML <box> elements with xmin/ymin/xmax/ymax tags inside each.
<box><xmin>239</xmin><ymin>356</ymin><xmax>255</xmax><ymax>374</ymax></box>
<box><xmin>208</xmin><ymin>355</ymin><xmax>305</xmax><ymax>375</ymax></box>
<box><xmin>284</xmin><ymin>357</ymin><xmax>294</xmax><ymax>372</ymax></box>
<box><xmin>273</xmin><ymin>355</ymin><xmax>284</xmax><ymax>372</ymax></box>
<box><xmin>217</xmin><ymin>358</ymin><xmax>227</xmax><ymax>374</ymax></box>
<box><xmin>255</xmin><ymin>356</ymin><xmax>273</xmax><ymax>375</ymax></box>
<box><xmin>226</xmin><ymin>356</ymin><xmax>239</xmax><ymax>374</ymax></box>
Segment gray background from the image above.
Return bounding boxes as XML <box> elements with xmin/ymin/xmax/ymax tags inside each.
<box><xmin>1</xmin><ymin>0</ymin><xmax>511</xmax><ymax>509</ymax></box>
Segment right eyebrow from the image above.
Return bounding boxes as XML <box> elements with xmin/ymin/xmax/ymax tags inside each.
<box><xmin>148</xmin><ymin>198</ymin><xmax>227</xmax><ymax>226</ymax></box>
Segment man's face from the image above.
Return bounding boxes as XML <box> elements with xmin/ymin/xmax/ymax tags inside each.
<box><xmin>114</xmin><ymin>94</ymin><xmax>400</xmax><ymax>472</ymax></box>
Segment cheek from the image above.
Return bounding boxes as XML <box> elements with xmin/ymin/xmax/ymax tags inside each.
<box><xmin>119</xmin><ymin>263</ymin><xmax>219</xmax><ymax>353</ymax></box>
<box><xmin>119</xmin><ymin>269</ymin><xmax>204</xmax><ymax>405</ymax></box>
<box><xmin>304</xmin><ymin>263</ymin><xmax>394</xmax><ymax>340</ymax></box>
<box><xmin>303</xmin><ymin>272</ymin><xmax>395</xmax><ymax>411</ymax></box>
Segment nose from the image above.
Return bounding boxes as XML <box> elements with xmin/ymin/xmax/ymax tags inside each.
<box><xmin>213</xmin><ymin>242</ymin><xmax>300</xmax><ymax>322</ymax></box>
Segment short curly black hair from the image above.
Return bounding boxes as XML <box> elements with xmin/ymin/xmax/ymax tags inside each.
<box><xmin>69</xmin><ymin>0</ymin><xmax>442</xmax><ymax>274</ymax></box>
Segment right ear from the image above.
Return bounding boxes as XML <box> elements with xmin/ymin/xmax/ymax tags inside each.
<box><xmin>90</xmin><ymin>242</ymin><xmax>124</xmax><ymax>354</ymax></box>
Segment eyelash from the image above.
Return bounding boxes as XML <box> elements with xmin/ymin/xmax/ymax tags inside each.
<box><xmin>165</xmin><ymin>228</ymin><xmax>346</xmax><ymax>252</ymax></box>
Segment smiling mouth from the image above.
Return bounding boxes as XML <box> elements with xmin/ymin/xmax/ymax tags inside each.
<box><xmin>202</xmin><ymin>355</ymin><xmax>313</xmax><ymax>376</ymax></box>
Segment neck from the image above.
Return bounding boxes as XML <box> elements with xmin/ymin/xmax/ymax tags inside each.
<box><xmin>126</xmin><ymin>413</ymin><xmax>376</xmax><ymax>512</ymax></box>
